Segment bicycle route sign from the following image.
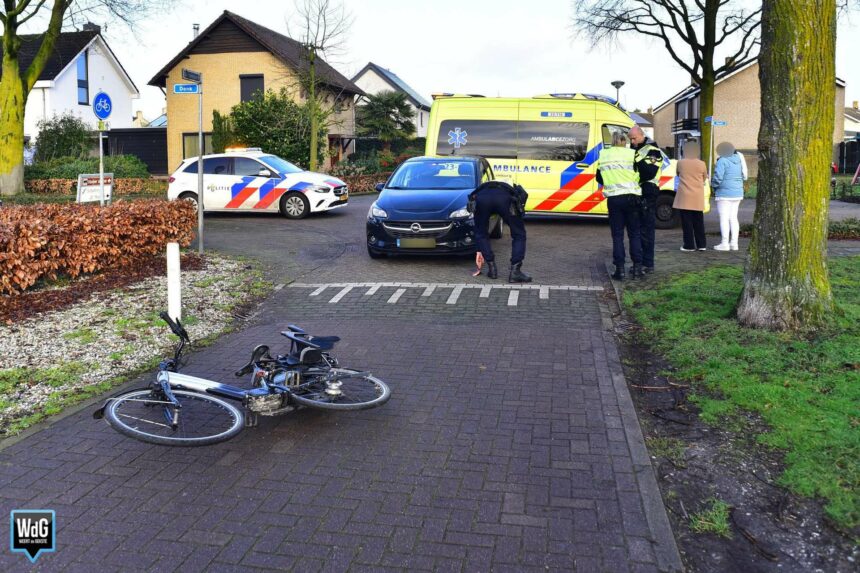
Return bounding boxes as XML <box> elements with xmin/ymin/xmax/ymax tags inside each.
<box><xmin>92</xmin><ymin>92</ymin><xmax>112</xmax><ymax>121</ymax></box>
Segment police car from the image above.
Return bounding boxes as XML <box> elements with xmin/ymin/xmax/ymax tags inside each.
<box><xmin>167</xmin><ymin>148</ymin><xmax>348</xmax><ymax>218</ymax></box>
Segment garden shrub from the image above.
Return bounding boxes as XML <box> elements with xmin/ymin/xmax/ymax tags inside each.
<box><xmin>0</xmin><ymin>200</ymin><xmax>196</xmax><ymax>294</ymax></box>
<box><xmin>25</xmin><ymin>154</ymin><xmax>150</xmax><ymax>180</ymax></box>
<box><xmin>34</xmin><ymin>113</ymin><xmax>92</xmax><ymax>162</ymax></box>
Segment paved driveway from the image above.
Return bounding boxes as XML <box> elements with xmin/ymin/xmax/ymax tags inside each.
<box><xmin>2</xmin><ymin>195</ymin><xmax>856</xmax><ymax>572</ymax></box>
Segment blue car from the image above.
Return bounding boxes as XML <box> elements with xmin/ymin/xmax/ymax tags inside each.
<box><xmin>366</xmin><ymin>156</ymin><xmax>502</xmax><ymax>258</ymax></box>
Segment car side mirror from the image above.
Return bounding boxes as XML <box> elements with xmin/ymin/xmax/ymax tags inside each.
<box><xmin>258</xmin><ymin>168</ymin><xmax>272</xmax><ymax>178</ymax></box>
<box><xmin>375</xmin><ymin>182</ymin><xmax>385</xmax><ymax>192</ymax></box>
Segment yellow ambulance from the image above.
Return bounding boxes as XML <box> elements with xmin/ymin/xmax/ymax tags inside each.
<box><xmin>425</xmin><ymin>93</ymin><xmax>707</xmax><ymax>228</ymax></box>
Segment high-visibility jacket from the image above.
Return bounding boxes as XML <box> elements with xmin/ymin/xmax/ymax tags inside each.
<box><xmin>597</xmin><ymin>146</ymin><xmax>640</xmax><ymax>197</ymax></box>
<box><xmin>634</xmin><ymin>142</ymin><xmax>667</xmax><ymax>186</ymax></box>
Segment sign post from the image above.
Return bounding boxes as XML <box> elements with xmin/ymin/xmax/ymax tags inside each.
<box><xmin>179</xmin><ymin>69</ymin><xmax>204</xmax><ymax>254</ymax></box>
<box><xmin>92</xmin><ymin>92</ymin><xmax>112</xmax><ymax>206</ymax></box>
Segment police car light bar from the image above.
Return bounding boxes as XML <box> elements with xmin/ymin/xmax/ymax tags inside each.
<box><xmin>224</xmin><ymin>147</ymin><xmax>263</xmax><ymax>153</ymax></box>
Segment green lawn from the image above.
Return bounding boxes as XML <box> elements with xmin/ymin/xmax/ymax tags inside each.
<box><xmin>623</xmin><ymin>257</ymin><xmax>860</xmax><ymax>530</ymax></box>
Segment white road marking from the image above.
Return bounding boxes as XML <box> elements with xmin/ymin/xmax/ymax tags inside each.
<box><xmin>480</xmin><ymin>286</ymin><xmax>492</xmax><ymax>298</ymax></box>
<box><xmin>422</xmin><ymin>285</ymin><xmax>436</xmax><ymax>297</ymax></box>
<box><xmin>309</xmin><ymin>286</ymin><xmax>327</xmax><ymax>297</ymax></box>
<box><xmin>365</xmin><ymin>284</ymin><xmax>380</xmax><ymax>296</ymax></box>
<box><xmin>508</xmin><ymin>290</ymin><xmax>519</xmax><ymax>306</ymax></box>
<box><xmin>388</xmin><ymin>288</ymin><xmax>406</xmax><ymax>303</ymax></box>
<box><xmin>329</xmin><ymin>286</ymin><xmax>353</xmax><ymax>303</ymax></box>
<box><xmin>540</xmin><ymin>286</ymin><xmax>549</xmax><ymax>300</ymax></box>
<box><xmin>446</xmin><ymin>285</ymin><xmax>464</xmax><ymax>305</ymax></box>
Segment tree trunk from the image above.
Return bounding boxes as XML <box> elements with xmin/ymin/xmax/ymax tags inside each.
<box><xmin>736</xmin><ymin>0</ymin><xmax>836</xmax><ymax>330</ymax></box>
<box><xmin>698</xmin><ymin>75</ymin><xmax>715</xmax><ymax>166</ymax></box>
<box><xmin>308</xmin><ymin>49</ymin><xmax>318</xmax><ymax>172</ymax></box>
<box><xmin>0</xmin><ymin>59</ymin><xmax>27</xmax><ymax>196</ymax></box>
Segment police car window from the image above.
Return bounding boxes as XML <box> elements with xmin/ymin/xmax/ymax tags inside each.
<box><xmin>202</xmin><ymin>157</ymin><xmax>231</xmax><ymax>175</ymax></box>
<box><xmin>183</xmin><ymin>160</ymin><xmax>199</xmax><ymax>174</ymax></box>
<box><xmin>602</xmin><ymin>124</ymin><xmax>630</xmax><ymax>146</ymax></box>
<box><xmin>259</xmin><ymin>155</ymin><xmax>303</xmax><ymax>175</ymax></box>
<box><xmin>517</xmin><ymin>122</ymin><xmax>590</xmax><ymax>162</ymax></box>
<box><xmin>435</xmin><ymin>120</ymin><xmax>517</xmax><ymax>158</ymax></box>
<box><xmin>234</xmin><ymin>157</ymin><xmax>266</xmax><ymax>177</ymax></box>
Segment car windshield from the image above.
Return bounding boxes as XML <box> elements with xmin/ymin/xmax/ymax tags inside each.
<box><xmin>386</xmin><ymin>161</ymin><xmax>477</xmax><ymax>190</ymax></box>
<box><xmin>259</xmin><ymin>155</ymin><xmax>303</xmax><ymax>175</ymax></box>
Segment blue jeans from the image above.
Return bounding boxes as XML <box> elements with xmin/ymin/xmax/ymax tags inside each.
<box><xmin>474</xmin><ymin>187</ymin><xmax>527</xmax><ymax>264</ymax></box>
<box><xmin>607</xmin><ymin>194</ymin><xmax>642</xmax><ymax>267</ymax></box>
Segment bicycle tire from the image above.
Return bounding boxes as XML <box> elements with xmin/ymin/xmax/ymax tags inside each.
<box><xmin>290</xmin><ymin>368</ymin><xmax>391</xmax><ymax>411</ymax></box>
<box><xmin>103</xmin><ymin>388</ymin><xmax>244</xmax><ymax>446</ymax></box>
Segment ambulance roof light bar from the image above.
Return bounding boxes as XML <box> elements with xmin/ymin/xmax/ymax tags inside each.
<box><xmin>431</xmin><ymin>93</ymin><xmax>486</xmax><ymax>99</ymax></box>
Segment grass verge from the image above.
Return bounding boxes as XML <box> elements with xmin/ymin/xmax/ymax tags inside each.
<box><xmin>623</xmin><ymin>257</ymin><xmax>860</xmax><ymax>531</ymax></box>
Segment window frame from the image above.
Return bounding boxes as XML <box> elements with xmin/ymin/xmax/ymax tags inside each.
<box><xmin>181</xmin><ymin>132</ymin><xmax>214</xmax><ymax>159</ymax></box>
<box><xmin>239</xmin><ymin>74</ymin><xmax>265</xmax><ymax>103</ymax></box>
<box><xmin>77</xmin><ymin>51</ymin><xmax>89</xmax><ymax>105</ymax></box>
<box><xmin>233</xmin><ymin>156</ymin><xmax>269</xmax><ymax>177</ymax></box>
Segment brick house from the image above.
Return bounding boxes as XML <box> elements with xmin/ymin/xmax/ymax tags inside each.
<box><xmin>652</xmin><ymin>59</ymin><xmax>845</xmax><ymax>177</ymax></box>
<box><xmin>148</xmin><ymin>10</ymin><xmax>364</xmax><ymax>171</ymax></box>
<box><xmin>351</xmin><ymin>62</ymin><xmax>432</xmax><ymax>137</ymax></box>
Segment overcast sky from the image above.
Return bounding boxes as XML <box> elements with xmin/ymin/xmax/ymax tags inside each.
<box><xmin>89</xmin><ymin>0</ymin><xmax>860</xmax><ymax>121</ymax></box>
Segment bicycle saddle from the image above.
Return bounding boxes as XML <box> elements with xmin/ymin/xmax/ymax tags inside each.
<box><xmin>234</xmin><ymin>344</ymin><xmax>272</xmax><ymax>377</ymax></box>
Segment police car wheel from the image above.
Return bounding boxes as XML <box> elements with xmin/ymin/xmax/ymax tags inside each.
<box><xmin>178</xmin><ymin>192</ymin><xmax>198</xmax><ymax>208</ymax></box>
<box><xmin>655</xmin><ymin>193</ymin><xmax>680</xmax><ymax>229</ymax></box>
<box><xmin>280</xmin><ymin>192</ymin><xmax>309</xmax><ymax>219</ymax></box>
<box><xmin>489</xmin><ymin>217</ymin><xmax>504</xmax><ymax>239</ymax></box>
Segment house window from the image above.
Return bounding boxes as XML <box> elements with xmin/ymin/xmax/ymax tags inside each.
<box><xmin>240</xmin><ymin>74</ymin><xmax>264</xmax><ymax>102</ymax></box>
<box><xmin>182</xmin><ymin>132</ymin><xmax>214</xmax><ymax>159</ymax></box>
<box><xmin>420</xmin><ymin>111</ymin><xmax>423</xmax><ymax>127</ymax></box>
<box><xmin>77</xmin><ymin>52</ymin><xmax>89</xmax><ymax>105</ymax></box>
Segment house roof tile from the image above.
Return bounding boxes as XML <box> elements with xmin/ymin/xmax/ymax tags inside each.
<box><xmin>0</xmin><ymin>30</ymin><xmax>98</xmax><ymax>81</ymax></box>
<box><xmin>351</xmin><ymin>62</ymin><xmax>431</xmax><ymax>110</ymax></box>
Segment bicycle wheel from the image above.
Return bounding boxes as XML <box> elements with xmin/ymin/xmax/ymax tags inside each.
<box><xmin>290</xmin><ymin>368</ymin><xmax>391</xmax><ymax>411</ymax></box>
<box><xmin>103</xmin><ymin>388</ymin><xmax>244</xmax><ymax>446</ymax></box>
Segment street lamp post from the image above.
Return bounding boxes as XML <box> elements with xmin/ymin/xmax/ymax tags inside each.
<box><xmin>611</xmin><ymin>80</ymin><xmax>625</xmax><ymax>104</ymax></box>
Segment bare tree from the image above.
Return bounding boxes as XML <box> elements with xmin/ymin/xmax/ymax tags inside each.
<box><xmin>736</xmin><ymin>0</ymin><xmax>837</xmax><ymax>330</ymax></box>
<box><xmin>571</xmin><ymin>0</ymin><xmax>760</xmax><ymax>165</ymax></box>
<box><xmin>288</xmin><ymin>0</ymin><xmax>353</xmax><ymax>171</ymax></box>
<box><xmin>0</xmin><ymin>0</ymin><xmax>172</xmax><ymax>195</ymax></box>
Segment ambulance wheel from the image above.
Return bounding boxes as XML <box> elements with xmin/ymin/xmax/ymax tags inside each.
<box><xmin>489</xmin><ymin>217</ymin><xmax>503</xmax><ymax>239</ymax></box>
<box><xmin>655</xmin><ymin>193</ymin><xmax>680</xmax><ymax>229</ymax></box>
<box><xmin>280</xmin><ymin>193</ymin><xmax>309</xmax><ymax>219</ymax></box>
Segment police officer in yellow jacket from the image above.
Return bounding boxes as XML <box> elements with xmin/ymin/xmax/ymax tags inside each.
<box><xmin>629</xmin><ymin>126</ymin><xmax>667</xmax><ymax>274</ymax></box>
<box><xmin>596</xmin><ymin>131</ymin><xmax>643</xmax><ymax>280</ymax></box>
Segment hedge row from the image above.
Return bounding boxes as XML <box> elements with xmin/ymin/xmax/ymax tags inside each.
<box><xmin>24</xmin><ymin>178</ymin><xmax>165</xmax><ymax>195</ymax></box>
<box><xmin>25</xmin><ymin>155</ymin><xmax>150</xmax><ymax>180</ymax></box>
<box><xmin>0</xmin><ymin>200</ymin><xmax>196</xmax><ymax>294</ymax></box>
<box><xmin>339</xmin><ymin>172</ymin><xmax>392</xmax><ymax>193</ymax></box>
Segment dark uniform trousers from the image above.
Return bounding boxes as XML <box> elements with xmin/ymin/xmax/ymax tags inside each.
<box><xmin>639</xmin><ymin>182</ymin><xmax>659</xmax><ymax>268</ymax></box>
<box><xmin>607</xmin><ymin>194</ymin><xmax>643</xmax><ymax>267</ymax></box>
<box><xmin>474</xmin><ymin>186</ymin><xmax>527</xmax><ymax>264</ymax></box>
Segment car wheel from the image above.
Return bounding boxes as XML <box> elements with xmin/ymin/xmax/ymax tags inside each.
<box><xmin>367</xmin><ymin>246</ymin><xmax>385</xmax><ymax>259</ymax></box>
<box><xmin>655</xmin><ymin>192</ymin><xmax>680</xmax><ymax>229</ymax></box>
<box><xmin>489</xmin><ymin>216</ymin><xmax>504</xmax><ymax>239</ymax></box>
<box><xmin>280</xmin><ymin>192</ymin><xmax>309</xmax><ymax>219</ymax></box>
<box><xmin>178</xmin><ymin>192</ymin><xmax>198</xmax><ymax>209</ymax></box>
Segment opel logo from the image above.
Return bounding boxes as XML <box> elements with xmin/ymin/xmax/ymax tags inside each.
<box><xmin>410</xmin><ymin>223</ymin><xmax>422</xmax><ymax>233</ymax></box>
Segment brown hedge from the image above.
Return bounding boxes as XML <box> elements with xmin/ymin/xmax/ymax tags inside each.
<box><xmin>24</xmin><ymin>178</ymin><xmax>165</xmax><ymax>195</ymax></box>
<box><xmin>0</xmin><ymin>199</ymin><xmax>197</xmax><ymax>294</ymax></box>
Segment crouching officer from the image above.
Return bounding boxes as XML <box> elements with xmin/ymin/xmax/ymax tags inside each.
<box><xmin>469</xmin><ymin>180</ymin><xmax>532</xmax><ymax>283</ymax></box>
<box><xmin>596</xmin><ymin>131</ymin><xmax>643</xmax><ymax>280</ymax></box>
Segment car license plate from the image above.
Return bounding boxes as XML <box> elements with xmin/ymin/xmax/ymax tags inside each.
<box><xmin>397</xmin><ymin>238</ymin><xmax>436</xmax><ymax>249</ymax></box>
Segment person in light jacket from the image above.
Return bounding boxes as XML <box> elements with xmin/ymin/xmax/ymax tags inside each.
<box><xmin>711</xmin><ymin>142</ymin><xmax>745</xmax><ymax>251</ymax></box>
<box><xmin>673</xmin><ymin>141</ymin><xmax>708</xmax><ymax>251</ymax></box>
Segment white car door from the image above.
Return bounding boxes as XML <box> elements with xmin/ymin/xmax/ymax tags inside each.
<box><xmin>201</xmin><ymin>156</ymin><xmax>234</xmax><ymax>210</ymax></box>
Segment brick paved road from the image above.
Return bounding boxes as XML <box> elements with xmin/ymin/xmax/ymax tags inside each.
<box><xmin>15</xmin><ymin>194</ymin><xmax>860</xmax><ymax>572</ymax></box>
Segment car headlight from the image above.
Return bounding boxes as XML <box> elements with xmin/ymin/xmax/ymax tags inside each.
<box><xmin>310</xmin><ymin>185</ymin><xmax>330</xmax><ymax>193</ymax></box>
<box><xmin>449</xmin><ymin>207</ymin><xmax>472</xmax><ymax>219</ymax></box>
<box><xmin>368</xmin><ymin>203</ymin><xmax>388</xmax><ymax>219</ymax></box>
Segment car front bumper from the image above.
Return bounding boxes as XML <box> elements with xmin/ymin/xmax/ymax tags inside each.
<box><xmin>366</xmin><ymin>217</ymin><xmax>477</xmax><ymax>255</ymax></box>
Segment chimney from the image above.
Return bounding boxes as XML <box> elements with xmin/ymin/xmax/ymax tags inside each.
<box><xmin>193</xmin><ymin>24</ymin><xmax>200</xmax><ymax>39</ymax></box>
<box><xmin>82</xmin><ymin>22</ymin><xmax>101</xmax><ymax>33</ymax></box>
<box><xmin>647</xmin><ymin>106</ymin><xmax>653</xmax><ymax>114</ymax></box>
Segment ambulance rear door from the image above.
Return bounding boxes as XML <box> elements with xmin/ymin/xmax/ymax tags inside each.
<box><xmin>431</xmin><ymin>101</ymin><xmax>518</xmax><ymax>179</ymax></box>
<box><xmin>517</xmin><ymin>100</ymin><xmax>598</xmax><ymax>214</ymax></box>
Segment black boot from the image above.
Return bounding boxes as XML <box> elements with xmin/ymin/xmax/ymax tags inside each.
<box><xmin>487</xmin><ymin>261</ymin><xmax>498</xmax><ymax>279</ymax></box>
<box><xmin>631</xmin><ymin>264</ymin><xmax>645</xmax><ymax>279</ymax></box>
<box><xmin>611</xmin><ymin>265</ymin><xmax>625</xmax><ymax>280</ymax></box>
<box><xmin>508</xmin><ymin>263</ymin><xmax>532</xmax><ymax>283</ymax></box>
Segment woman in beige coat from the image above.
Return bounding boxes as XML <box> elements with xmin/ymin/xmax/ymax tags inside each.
<box><xmin>673</xmin><ymin>141</ymin><xmax>709</xmax><ymax>251</ymax></box>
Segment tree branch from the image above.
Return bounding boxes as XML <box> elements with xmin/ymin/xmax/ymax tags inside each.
<box><xmin>23</xmin><ymin>0</ymin><xmax>69</xmax><ymax>91</ymax></box>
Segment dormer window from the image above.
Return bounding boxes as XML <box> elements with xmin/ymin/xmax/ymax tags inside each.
<box><xmin>77</xmin><ymin>52</ymin><xmax>89</xmax><ymax>105</ymax></box>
